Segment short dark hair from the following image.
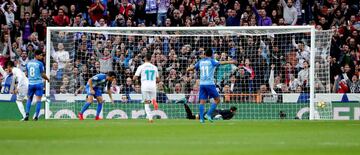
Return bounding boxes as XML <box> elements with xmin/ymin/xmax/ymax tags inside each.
<box><xmin>205</xmin><ymin>48</ymin><xmax>213</xmax><ymax>57</ymax></box>
<box><xmin>230</xmin><ymin>106</ymin><xmax>237</xmax><ymax>111</ymax></box>
<box><xmin>145</xmin><ymin>52</ymin><xmax>152</xmax><ymax>61</ymax></box>
<box><xmin>107</xmin><ymin>71</ymin><xmax>116</xmax><ymax>77</ymax></box>
<box><xmin>6</xmin><ymin>61</ymin><xmax>14</xmax><ymax>68</ymax></box>
<box><xmin>303</xmin><ymin>60</ymin><xmax>309</xmax><ymax>66</ymax></box>
<box><xmin>35</xmin><ymin>50</ymin><xmax>43</xmax><ymax>56</ymax></box>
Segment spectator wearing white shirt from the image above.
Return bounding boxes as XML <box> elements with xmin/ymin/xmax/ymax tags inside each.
<box><xmin>292</xmin><ymin>36</ymin><xmax>310</xmax><ymax>70</ymax></box>
<box><xmin>94</xmin><ymin>41</ymin><xmax>115</xmax><ymax>73</ymax></box>
<box><xmin>188</xmin><ymin>84</ymin><xmax>199</xmax><ymax>104</ymax></box>
<box><xmin>288</xmin><ymin>74</ymin><xmax>300</xmax><ymax>92</ymax></box>
<box><xmin>19</xmin><ymin>51</ymin><xmax>29</xmax><ymax>72</ymax></box>
<box><xmin>51</xmin><ymin>43</ymin><xmax>70</xmax><ymax>70</ymax></box>
<box><xmin>110</xmin><ymin>80</ymin><xmax>121</xmax><ymax>94</ymax></box>
<box><xmin>1</xmin><ymin>1</ymin><xmax>17</xmax><ymax>29</ymax></box>
<box><xmin>298</xmin><ymin>61</ymin><xmax>309</xmax><ymax>88</ymax></box>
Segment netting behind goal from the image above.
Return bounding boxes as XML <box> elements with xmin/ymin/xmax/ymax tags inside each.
<box><xmin>45</xmin><ymin>26</ymin><xmax>333</xmax><ymax>120</ymax></box>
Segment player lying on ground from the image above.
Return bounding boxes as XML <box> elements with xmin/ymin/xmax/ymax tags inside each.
<box><xmin>78</xmin><ymin>71</ymin><xmax>116</xmax><ymax>120</ymax></box>
<box><xmin>0</xmin><ymin>61</ymin><xmax>28</xmax><ymax>120</ymax></box>
<box><xmin>133</xmin><ymin>52</ymin><xmax>159</xmax><ymax>123</ymax></box>
<box><xmin>24</xmin><ymin>50</ymin><xmax>50</xmax><ymax>121</ymax></box>
<box><xmin>187</xmin><ymin>48</ymin><xmax>236</xmax><ymax>123</ymax></box>
<box><xmin>184</xmin><ymin>103</ymin><xmax>237</xmax><ymax>120</ymax></box>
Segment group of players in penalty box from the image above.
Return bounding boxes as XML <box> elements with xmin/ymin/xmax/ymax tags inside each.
<box><xmin>3</xmin><ymin>49</ymin><xmax>237</xmax><ymax>122</ymax></box>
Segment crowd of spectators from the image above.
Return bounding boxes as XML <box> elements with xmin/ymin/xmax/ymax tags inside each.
<box><xmin>0</xmin><ymin>0</ymin><xmax>359</xmax><ymax>103</ymax></box>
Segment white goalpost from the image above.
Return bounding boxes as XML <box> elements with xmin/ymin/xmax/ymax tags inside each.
<box><xmin>45</xmin><ymin>26</ymin><xmax>333</xmax><ymax>120</ymax></box>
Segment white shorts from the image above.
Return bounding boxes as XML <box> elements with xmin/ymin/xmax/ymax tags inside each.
<box><xmin>142</xmin><ymin>91</ymin><xmax>156</xmax><ymax>103</ymax></box>
<box><xmin>17</xmin><ymin>85</ymin><xmax>28</xmax><ymax>101</ymax></box>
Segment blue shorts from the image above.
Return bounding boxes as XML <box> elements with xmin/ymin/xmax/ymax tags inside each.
<box><xmin>28</xmin><ymin>83</ymin><xmax>43</xmax><ymax>97</ymax></box>
<box><xmin>199</xmin><ymin>85</ymin><xmax>220</xmax><ymax>100</ymax></box>
<box><xmin>86</xmin><ymin>85</ymin><xmax>102</xmax><ymax>98</ymax></box>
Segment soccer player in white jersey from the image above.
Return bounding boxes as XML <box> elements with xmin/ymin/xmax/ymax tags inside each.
<box><xmin>0</xmin><ymin>61</ymin><xmax>28</xmax><ymax>119</ymax></box>
<box><xmin>133</xmin><ymin>52</ymin><xmax>159</xmax><ymax>123</ymax></box>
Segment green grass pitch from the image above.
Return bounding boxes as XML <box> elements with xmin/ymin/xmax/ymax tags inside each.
<box><xmin>0</xmin><ymin>120</ymin><xmax>359</xmax><ymax>155</ymax></box>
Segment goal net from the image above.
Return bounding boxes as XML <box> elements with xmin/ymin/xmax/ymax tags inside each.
<box><xmin>45</xmin><ymin>26</ymin><xmax>333</xmax><ymax>120</ymax></box>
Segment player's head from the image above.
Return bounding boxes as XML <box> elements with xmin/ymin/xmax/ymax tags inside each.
<box><xmin>145</xmin><ymin>52</ymin><xmax>152</xmax><ymax>62</ymax></box>
<box><xmin>205</xmin><ymin>48</ymin><xmax>213</xmax><ymax>57</ymax></box>
<box><xmin>230</xmin><ymin>106</ymin><xmax>237</xmax><ymax>113</ymax></box>
<box><xmin>107</xmin><ymin>71</ymin><xmax>117</xmax><ymax>81</ymax></box>
<box><xmin>5</xmin><ymin>61</ymin><xmax>15</xmax><ymax>73</ymax></box>
<box><xmin>34</xmin><ymin>50</ymin><xmax>44</xmax><ymax>60</ymax></box>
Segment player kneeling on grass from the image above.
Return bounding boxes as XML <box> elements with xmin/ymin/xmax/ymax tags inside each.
<box><xmin>184</xmin><ymin>103</ymin><xmax>237</xmax><ymax>120</ymax></box>
<box><xmin>187</xmin><ymin>49</ymin><xmax>236</xmax><ymax>123</ymax></box>
<box><xmin>133</xmin><ymin>52</ymin><xmax>159</xmax><ymax>123</ymax></box>
<box><xmin>78</xmin><ymin>71</ymin><xmax>116</xmax><ymax>120</ymax></box>
<box><xmin>0</xmin><ymin>61</ymin><xmax>28</xmax><ymax>120</ymax></box>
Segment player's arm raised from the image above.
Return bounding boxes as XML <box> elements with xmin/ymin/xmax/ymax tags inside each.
<box><xmin>219</xmin><ymin>60</ymin><xmax>237</xmax><ymax>65</ymax></box>
<box><xmin>187</xmin><ymin>62</ymin><xmax>199</xmax><ymax>72</ymax></box>
<box><xmin>0</xmin><ymin>65</ymin><xmax>7</xmax><ymax>76</ymax></box>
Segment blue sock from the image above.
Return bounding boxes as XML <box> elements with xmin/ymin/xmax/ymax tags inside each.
<box><xmin>199</xmin><ymin>104</ymin><xmax>205</xmax><ymax>120</ymax></box>
<box><xmin>207</xmin><ymin>103</ymin><xmax>217</xmax><ymax>116</ymax></box>
<box><xmin>80</xmin><ymin>102</ymin><xmax>91</xmax><ymax>114</ymax></box>
<box><xmin>35</xmin><ymin>101</ymin><xmax>42</xmax><ymax>118</ymax></box>
<box><xmin>96</xmin><ymin>103</ymin><xmax>103</xmax><ymax>117</ymax></box>
<box><xmin>25</xmin><ymin>97</ymin><xmax>33</xmax><ymax>114</ymax></box>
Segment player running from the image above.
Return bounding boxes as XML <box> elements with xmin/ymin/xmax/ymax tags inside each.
<box><xmin>187</xmin><ymin>49</ymin><xmax>236</xmax><ymax>123</ymax></box>
<box><xmin>78</xmin><ymin>71</ymin><xmax>116</xmax><ymax>120</ymax></box>
<box><xmin>133</xmin><ymin>52</ymin><xmax>159</xmax><ymax>123</ymax></box>
<box><xmin>24</xmin><ymin>50</ymin><xmax>50</xmax><ymax>121</ymax></box>
<box><xmin>0</xmin><ymin>61</ymin><xmax>28</xmax><ymax>120</ymax></box>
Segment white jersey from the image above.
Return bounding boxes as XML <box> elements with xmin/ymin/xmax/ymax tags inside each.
<box><xmin>135</xmin><ymin>62</ymin><xmax>159</xmax><ymax>91</ymax></box>
<box><xmin>12</xmin><ymin>67</ymin><xmax>29</xmax><ymax>87</ymax></box>
<box><xmin>0</xmin><ymin>66</ymin><xmax>28</xmax><ymax>100</ymax></box>
<box><xmin>51</xmin><ymin>50</ymin><xmax>70</xmax><ymax>69</ymax></box>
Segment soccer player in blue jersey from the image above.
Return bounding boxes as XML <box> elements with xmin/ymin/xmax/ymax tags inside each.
<box><xmin>24</xmin><ymin>50</ymin><xmax>50</xmax><ymax>121</ymax></box>
<box><xmin>78</xmin><ymin>71</ymin><xmax>116</xmax><ymax>120</ymax></box>
<box><xmin>187</xmin><ymin>49</ymin><xmax>236</xmax><ymax>123</ymax></box>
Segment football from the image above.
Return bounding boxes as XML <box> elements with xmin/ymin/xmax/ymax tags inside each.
<box><xmin>317</xmin><ymin>101</ymin><xmax>326</xmax><ymax>108</ymax></box>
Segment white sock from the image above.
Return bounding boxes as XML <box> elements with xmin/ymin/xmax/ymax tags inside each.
<box><xmin>16</xmin><ymin>100</ymin><xmax>26</xmax><ymax>118</ymax></box>
<box><xmin>144</xmin><ymin>104</ymin><xmax>152</xmax><ymax>120</ymax></box>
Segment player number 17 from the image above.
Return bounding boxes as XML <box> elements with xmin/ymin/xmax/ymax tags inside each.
<box><xmin>145</xmin><ymin>70</ymin><xmax>155</xmax><ymax>80</ymax></box>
